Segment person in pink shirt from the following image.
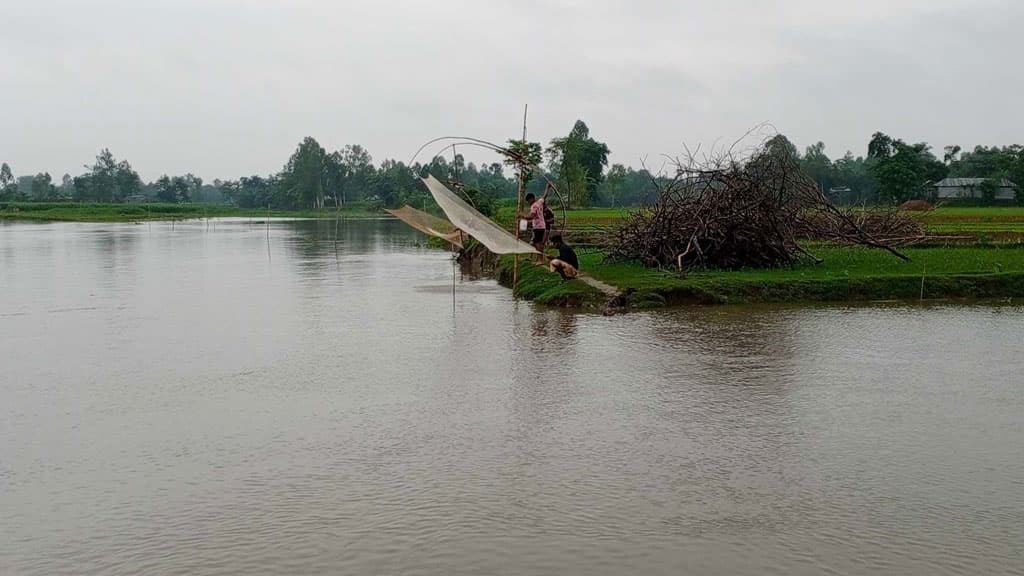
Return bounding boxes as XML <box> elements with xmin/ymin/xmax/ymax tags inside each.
<box><xmin>521</xmin><ymin>190</ymin><xmax>548</xmax><ymax>264</ymax></box>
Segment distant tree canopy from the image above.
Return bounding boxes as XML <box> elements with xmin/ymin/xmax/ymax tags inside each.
<box><xmin>31</xmin><ymin>172</ymin><xmax>57</xmax><ymax>199</ymax></box>
<box><xmin>547</xmin><ymin>120</ymin><xmax>610</xmax><ymax>208</ymax></box>
<box><xmin>4</xmin><ymin>127</ymin><xmax>1023</xmax><ymax>209</ymax></box>
<box><xmin>866</xmin><ymin>132</ymin><xmax>947</xmax><ymax>204</ymax></box>
<box><xmin>154</xmin><ymin>174</ymin><xmax>202</xmax><ymax>203</ymax></box>
<box><xmin>946</xmin><ymin>145</ymin><xmax>1024</xmax><ymax>203</ymax></box>
<box><xmin>72</xmin><ymin>149</ymin><xmax>142</xmax><ymax>203</ymax></box>
<box><xmin>1</xmin><ymin>163</ymin><xmax>23</xmax><ymax>201</ymax></box>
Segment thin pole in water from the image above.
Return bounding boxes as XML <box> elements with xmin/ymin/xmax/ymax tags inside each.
<box><xmin>920</xmin><ymin>263</ymin><xmax>926</xmax><ymax>301</ymax></box>
<box><xmin>513</xmin><ymin>104</ymin><xmax>528</xmax><ymax>290</ymax></box>
<box><xmin>452</xmin><ymin>254</ymin><xmax>457</xmax><ymax>314</ymax></box>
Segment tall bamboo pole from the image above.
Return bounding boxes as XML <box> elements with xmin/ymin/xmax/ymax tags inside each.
<box><xmin>513</xmin><ymin>104</ymin><xmax>528</xmax><ymax>289</ymax></box>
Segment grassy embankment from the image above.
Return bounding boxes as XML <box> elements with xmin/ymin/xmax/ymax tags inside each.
<box><xmin>497</xmin><ymin>206</ymin><xmax>1024</xmax><ymax>308</ymax></box>
<box><xmin>0</xmin><ymin>201</ymin><xmax>381</xmax><ymax>222</ymax></box>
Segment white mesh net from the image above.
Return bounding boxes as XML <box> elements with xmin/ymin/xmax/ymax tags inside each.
<box><xmin>420</xmin><ymin>175</ymin><xmax>537</xmax><ymax>255</ymax></box>
<box><xmin>385</xmin><ymin>206</ymin><xmax>464</xmax><ymax>248</ymax></box>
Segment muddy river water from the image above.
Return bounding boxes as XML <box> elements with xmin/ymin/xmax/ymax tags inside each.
<box><xmin>1</xmin><ymin>218</ymin><xmax>1021</xmax><ymax>575</ymax></box>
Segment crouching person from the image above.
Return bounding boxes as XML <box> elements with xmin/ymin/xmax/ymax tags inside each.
<box><xmin>548</xmin><ymin>234</ymin><xmax>579</xmax><ymax>280</ymax></box>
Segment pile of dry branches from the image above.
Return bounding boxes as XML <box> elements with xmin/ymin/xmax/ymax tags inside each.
<box><xmin>608</xmin><ymin>142</ymin><xmax>924</xmax><ymax>271</ymax></box>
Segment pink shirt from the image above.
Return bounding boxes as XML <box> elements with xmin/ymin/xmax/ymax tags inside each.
<box><xmin>529</xmin><ymin>199</ymin><xmax>546</xmax><ymax>229</ymax></box>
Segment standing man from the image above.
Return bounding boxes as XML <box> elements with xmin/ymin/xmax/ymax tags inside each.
<box><xmin>521</xmin><ymin>190</ymin><xmax>547</xmax><ymax>264</ymax></box>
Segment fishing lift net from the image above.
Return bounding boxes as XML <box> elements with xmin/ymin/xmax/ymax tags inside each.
<box><xmin>420</xmin><ymin>174</ymin><xmax>537</xmax><ymax>255</ymax></box>
<box><xmin>385</xmin><ymin>206</ymin><xmax>465</xmax><ymax>248</ymax></box>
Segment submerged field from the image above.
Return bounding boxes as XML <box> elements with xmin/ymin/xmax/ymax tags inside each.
<box><xmin>0</xmin><ymin>201</ymin><xmax>380</xmax><ymax>221</ymax></box>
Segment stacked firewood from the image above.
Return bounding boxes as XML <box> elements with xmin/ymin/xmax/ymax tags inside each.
<box><xmin>608</xmin><ymin>144</ymin><xmax>922</xmax><ymax>271</ymax></box>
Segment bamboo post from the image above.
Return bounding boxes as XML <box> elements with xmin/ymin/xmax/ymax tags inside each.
<box><xmin>513</xmin><ymin>104</ymin><xmax>528</xmax><ymax>290</ymax></box>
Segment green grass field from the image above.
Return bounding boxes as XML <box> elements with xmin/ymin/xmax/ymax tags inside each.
<box><xmin>584</xmin><ymin>246</ymin><xmax>1024</xmax><ymax>286</ymax></box>
<box><xmin>501</xmin><ymin>244</ymin><xmax>1024</xmax><ymax>308</ymax></box>
<box><xmin>916</xmin><ymin>207</ymin><xmax>1024</xmax><ymax>234</ymax></box>
<box><xmin>497</xmin><ymin>206</ymin><xmax>1024</xmax><ymax>239</ymax></box>
<box><xmin>922</xmin><ymin>206</ymin><xmax>1024</xmax><ymax>217</ymax></box>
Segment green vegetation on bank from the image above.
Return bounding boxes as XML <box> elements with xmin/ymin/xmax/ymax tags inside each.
<box><xmin>0</xmin><ymin>201</ymin><xmax>381</xmax><ymax>222</ymax></box>
<box><xmin>492</xmin><ymin>204</ymin><xmax>1024</xmax><ymax>308</ymax></box>
<box><xmin>503</xmin><ymin>205</ymin><xmax>1024</xmax><ymax>242</ymax></box>
<box><xmin>499</xmin><ymin>245</ymin><xmax>1024</xmax><ymax>308</ymax></box>
<box><xmin>496</xmin><ymin>256</ymin><xmax>605</xmax><ymax>306</ymax></box>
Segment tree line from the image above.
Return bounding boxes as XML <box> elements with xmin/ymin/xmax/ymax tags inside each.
<box><xmin>792</xmin><ymin>133</ymin><xmax>1024</xmax><ymax>205</ymax></box>
<box><xmin>3</xmin><ymin>124</ymin><xmax>1022</xmax><ymax>209</ymax></box>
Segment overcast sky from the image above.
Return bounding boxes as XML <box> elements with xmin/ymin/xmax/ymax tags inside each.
<box><xmin>2</xmin><ymin>0</ymin><xmax>1021</xmax><ymax>181</ymax></box>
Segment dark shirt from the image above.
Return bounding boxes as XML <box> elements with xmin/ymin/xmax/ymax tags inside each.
<box><xmin>557</xmin><ymin>244</ymin><xmax>579</xmax><ymax>270</ymax></box>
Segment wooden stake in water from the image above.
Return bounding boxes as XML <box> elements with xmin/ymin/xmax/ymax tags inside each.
<box><xmin>513</xmin><ymin>104</ymin><xmax>528</xmax><ymax>290</ymax></box>
<box><xmin>334</xmin><ymin>216</ymin><xmax>340</xmax><ymax>267</ymax></box>
<box><xmin>920</xmin><ymin>264</ymin><xmax>926</xmax><ymax>301</ymax></box>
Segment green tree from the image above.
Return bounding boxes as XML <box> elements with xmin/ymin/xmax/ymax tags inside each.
<box><xmin>0</xmin><ymin>163</ymin><xmax>16</xmax><ymax>199</ymax></box>
<box><xmin>73</xmin><ymin>149</ymin><xmax>140</xmax><ymax>202</ymax></box>
<box><xmin>832</xmin><ymin>152</ymin><xmax>876</xmax><ymax>204</ymax></box>
<box><xmin>800</xmin><ymin>141</ymin><xmax>833</xmax><ymax>192</ymax></box>
<box><xmin>867</xmin><ymin>133</ymin><xmax>946</xmax><ymax>204</ymax></box>
<box><xmin>323</xmin><ymin>151</ymin><xmax>347</xmax><ymax>208</ymax></box>
<box><xmin>282</xmin><ymin>137</ymin><xmax>327</xmax><ymax>209</ymax></box>
<box><xmin>31</xmin><ymin>172</ymin><xmax>53</xmax><ymax>199</ymax></box>
<box><xmin>943</xmin><ymin>145</ymin><xmax>961</xmax><ymax>165</ymax></box>
<box><xmin>115</xmin><ymin>159</ymin><xmax>141</xmax><ymax>201</ymax></box>
<box><xmin>154</xmin><ymin>175</ymin><xmax>195</xmax><ymax>203</ymax></box>
<box><xmin>371</xmin><ymin>159</ymin><xmax>420</xmax><ymax>208</ymax></box>
<box><xmin>337</xmin><ymin>144</ymin><xmax>374</xmax><ymax>206</ymax></box>
<box><xmin>867</xmin><ymin>132</ymin><xmax>893</xmax><ymax>160</ymax></box>
<box><xmin>547</xmin><ymin>120</ymin><xmax>610</xmax><ymax>208</ymax></box>
<box><xmin>604</xmin><ymin>163</ymin><xmax>627</xmax><ymax>206</ymax></box>
<box><xmin>949</xmin><ymin>145</ymin><xmax>1018</xmax><ymax>178</ymax></box>
<box><xmin>180</xmin><ymin>174</ymin><xmax>202</xmax><ymax>203</ymax></box>
<box><xmin>504</xmin><ymin>139</ymin><xmax>543</xmax><ymax>188</ymax></box>
<box><xmin>222</xmin><ymin>175</ymin><xmax>275</xmax><ymax>208</ymax></box>
<box><xmin>60</xmin><ymin>174</ymin><xmax>74</xmax><ymax>198</ymax></box>
<box><xmin>1010</xmin><ymin>148</ymin><xmax>1024</xmax><ymax>205</ymax></box>
<box><xmin>86</xmin><ymin>149</ymin><xmax>118</xmax><ymax>202</ymax></box>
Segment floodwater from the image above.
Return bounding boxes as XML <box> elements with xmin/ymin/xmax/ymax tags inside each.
<box><xmin>1</xmin><ymin>218</ymin><xmax>1022</xmax><ymax>575</ymax></box>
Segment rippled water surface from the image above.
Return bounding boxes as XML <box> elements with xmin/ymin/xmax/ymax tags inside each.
<box><xmin>1</xmin><ymin>218</ymin><xmax>1022</xmax><ymax>575</ymax></box>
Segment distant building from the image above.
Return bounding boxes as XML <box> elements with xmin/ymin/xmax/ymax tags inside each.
<box><xmin>933</xmin><ymin>178</ymin><xmax>1016</xmax><ymax>201</ymax></box>
<box><xmin>125</xmin><ymin>195</ymin><xmax>149</xmax><ymax>203</ymax></box>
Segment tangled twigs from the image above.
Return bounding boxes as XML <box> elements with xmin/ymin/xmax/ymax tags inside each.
<box><xmin>609</xmin><ymin>140</ymin><xmax>922</xmax><ymax>272</ymax></box>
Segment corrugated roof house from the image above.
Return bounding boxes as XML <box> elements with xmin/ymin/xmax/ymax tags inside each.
<box><xmin>933</xmin><ymin>178</ymin><xmax>1016</xmax><ymax>201</ymax></box>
